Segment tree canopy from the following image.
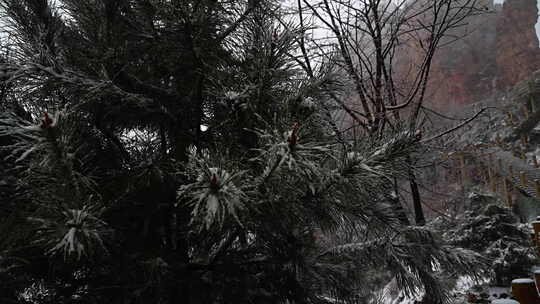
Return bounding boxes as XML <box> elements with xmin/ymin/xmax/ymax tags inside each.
<box><xmin>0</xmin><ymin>1</ymin><xmax>486</xmax><ymax>303</ymax></box>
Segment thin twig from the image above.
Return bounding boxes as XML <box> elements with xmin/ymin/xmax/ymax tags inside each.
<box><xmin>421</xmin><ymin>107</ymin><xmax>489</xmax><ymax>143</ymax></box>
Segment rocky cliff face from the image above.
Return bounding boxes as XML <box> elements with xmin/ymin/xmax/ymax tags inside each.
<box><xmin>495</xmin><ymin>0</ymin><xmax>540</xmax><ymax>88</ymax></box>
<box><xmin>413</xmin><ymin>0</ymin><xmax>540</xmax><ymax>111</ymax></box>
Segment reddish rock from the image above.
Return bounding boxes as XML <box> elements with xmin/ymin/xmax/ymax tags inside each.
<box><xmin>495</xmin><ymin>0</ymin><xmax>540</xmax><ymax>89</ymax></box>
<box><xmin>395</xmin><ymin>0</ymin><xmax>540</xmax><ymax>112</ymax></box>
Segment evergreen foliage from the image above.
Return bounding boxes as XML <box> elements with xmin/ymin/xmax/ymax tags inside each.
<box><xmin>0</xmin><ymin>1</ymin><xmax>486</xmax><ymax>303</ymax></box>
<box><xmin>432</xmin><ymin>196</ymin><xmax>535</xmax><ymax>287</ymax></box>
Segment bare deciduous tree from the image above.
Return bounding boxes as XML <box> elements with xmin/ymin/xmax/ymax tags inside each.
<box><xmin>293</xmin><ymin>0</ymin><xmax>487</xmax><ymax>224</ymax></box>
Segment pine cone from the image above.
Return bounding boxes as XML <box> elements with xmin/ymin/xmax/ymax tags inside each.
<box><xmin>287</xmin><ymin>122</ymin><xmax>300</xmax><ymax>148</ymax></box>
<box><xmin>40</xmin><ymin>112</ymin><xmax>54</xmax><ymax>129</ymax></box>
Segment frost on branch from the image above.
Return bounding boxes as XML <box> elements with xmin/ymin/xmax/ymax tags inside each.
<box><xmin>177</xmin><ymin>150</ymin><xmax>248</xmax><ymax>230</ymax></box>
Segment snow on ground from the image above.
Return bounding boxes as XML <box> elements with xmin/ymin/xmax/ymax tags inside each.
<box><xmin>492</xmin><ymin>300</ymin><xmax>519</xmax><ymax>304</ymax></box>
<box><xmin>381</xmin><ymin>275</ymin><xmax>513</xmax><ymax>303</ymax></box>
<box><xmin>381</xmin><ymin>276</ymin><xmax>497</xmax><ymax>304</ymax></box>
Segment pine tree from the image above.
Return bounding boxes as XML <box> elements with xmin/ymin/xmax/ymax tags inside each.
<box><xmin>0</xmin><ymin>1</ymin><xmax>486</xmax><ymax>303</ymax></box>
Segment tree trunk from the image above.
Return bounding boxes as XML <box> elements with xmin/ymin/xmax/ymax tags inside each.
<box><xmin>409</xmin><ymin>171</ymin><xmax>425</xmax><ymax>226</ymax></box>
<box><xmin>391</xmin><ymin>179</ymin><xmax>410</xmax><ymax>225</ymax></box>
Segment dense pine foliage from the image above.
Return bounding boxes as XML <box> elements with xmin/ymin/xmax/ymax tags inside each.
<box><xmin>0</xmin><ymin>1</ymin><xmax>486</xmax><ymax>303</ymax></box>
